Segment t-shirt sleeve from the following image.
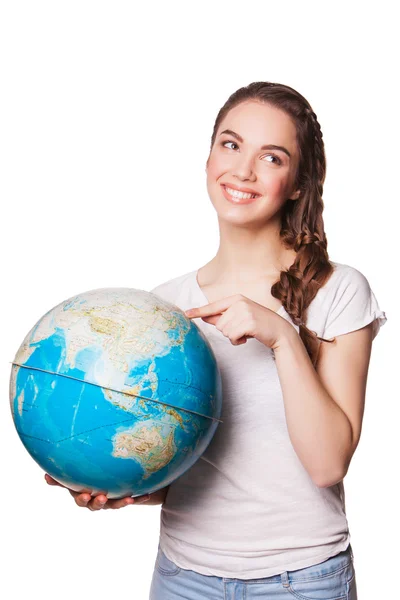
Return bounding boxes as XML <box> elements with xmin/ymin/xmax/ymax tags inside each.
<box><xmin>323</xmin><ymin>266</ymin><xmax>387</xmax><ymax>341</ymax></box>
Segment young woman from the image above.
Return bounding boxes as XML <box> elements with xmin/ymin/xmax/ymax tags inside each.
<box><xmin>46</xmin><ymin>81</ymin><xmax>387</xmax><ymax>599</ymax></box>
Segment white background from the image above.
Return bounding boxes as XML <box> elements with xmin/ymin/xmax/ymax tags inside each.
<box><xmin>1</xmin><ymin>1</ymin><xmax>398</xmax><ymax>598</ymax></box>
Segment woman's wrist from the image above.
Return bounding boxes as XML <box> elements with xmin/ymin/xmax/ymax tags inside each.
<box><xmin>137</xmin><ymin>485</ymin><xmax>170</xmax><ymax>505</ymax></box>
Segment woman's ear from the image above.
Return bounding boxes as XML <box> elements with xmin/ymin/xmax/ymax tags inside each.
<box><xmin>289</xmin><ymin>189</ymin><xmax>301</xmax><ymax>201</ymax></box>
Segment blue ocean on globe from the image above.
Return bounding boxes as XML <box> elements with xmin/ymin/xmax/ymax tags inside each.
<box><xmin>9</xmin><ymin>288</ymin><xmax>223</xmax><ymax>498</ymax></box>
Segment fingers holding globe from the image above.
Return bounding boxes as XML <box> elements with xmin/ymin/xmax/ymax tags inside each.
<box><xmin>44</xmin><ymin>472</ymin><xmax>151</xmax><ymax>509</ymax></box>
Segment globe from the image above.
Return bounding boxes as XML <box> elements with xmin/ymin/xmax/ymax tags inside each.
<box><xmin>9</xmin><ymin>287</ymin><xmax>223</xmax><ymax>499</ymax></box>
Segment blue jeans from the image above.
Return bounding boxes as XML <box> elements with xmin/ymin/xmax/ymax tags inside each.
<box><xmin>149</xmin><ymin>543</ymin><xmax>357</xmax><ymax>599</ymax></box>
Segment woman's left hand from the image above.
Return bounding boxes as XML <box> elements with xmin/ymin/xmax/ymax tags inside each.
<box><xmin>184</xmin><ymin>295</ymin><xmax>290</xmax><ymax>350</ymax></box>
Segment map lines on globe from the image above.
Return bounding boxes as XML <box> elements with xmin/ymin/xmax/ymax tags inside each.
<box><xmin>11</xmin><ymin>361</ymin><xmax>224</xmax><ymax>424</ymax></box>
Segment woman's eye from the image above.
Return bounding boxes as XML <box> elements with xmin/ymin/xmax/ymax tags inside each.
<box><xmin>263</xmin><ymin>154</ymin><xmax>282</xmax><ymax>165</ymax></box>
<box><xmin>221</xmin><ymin>141</ymin><xmax>282</xmax><ymax>166</ymax></box>
<box><xmin>222</xmin><ymin>141</ymin><xmax>238</xmax><ymax>150</ymax></box>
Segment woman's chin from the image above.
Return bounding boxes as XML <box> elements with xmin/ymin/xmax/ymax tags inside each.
<box><xmin>216</xmin><ymin>212</ymin><xmax>271</xmax><ymax>229</ymax></box>
<box><xmin>211</xmin><ymin>197</ymin><xmax>284</xmax><ymax>229</ymax></box>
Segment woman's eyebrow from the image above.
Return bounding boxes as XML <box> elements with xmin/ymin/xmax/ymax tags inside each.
<box><xmin>219</xmin><ymin>129</ymin><xmax>291</xmax><ymax>158</ymax></box>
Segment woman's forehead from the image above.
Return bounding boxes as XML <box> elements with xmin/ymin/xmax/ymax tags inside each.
<box><xmin>218</xmin><ymin>102</ymin><xmax>298</xmax><ymax>151</ymax></box>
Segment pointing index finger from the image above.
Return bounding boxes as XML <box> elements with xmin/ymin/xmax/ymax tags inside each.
<box><xmin>185</xmin><ymin>295</ymin><xmax>239</xmax><ymax>318</ymax></box>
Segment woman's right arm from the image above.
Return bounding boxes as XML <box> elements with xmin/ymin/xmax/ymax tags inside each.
<box><xmin>45</xmin><ymin>473</ymin><xmax>170</xmax><ymax>510</ymax></box>
<box><xmin>144</xmin><ymin>484</ymin><xmax>170</xmax><ymax>505</ymax></box>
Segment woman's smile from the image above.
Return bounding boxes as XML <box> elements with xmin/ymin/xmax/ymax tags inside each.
<box><xmin>220</xmin><ymin>183</ymin><xmax>262</xmax><ymax>205</ymax></box>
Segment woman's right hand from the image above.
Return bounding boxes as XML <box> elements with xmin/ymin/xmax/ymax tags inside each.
<box><xmin>44</xmin><ymin>473</ymin><xmax>169</xmax><ymax>510</ymax></box>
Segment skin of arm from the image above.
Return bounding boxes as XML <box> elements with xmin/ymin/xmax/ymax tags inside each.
<box><xmin>142</xmin><ymin>485</ymin><xmax>170</xmax><ymax>505</ymax></box>
<box><xmin>273</xmin><ymin>320</ymin><xmax>374</xmax><ymax>488</ymax></box>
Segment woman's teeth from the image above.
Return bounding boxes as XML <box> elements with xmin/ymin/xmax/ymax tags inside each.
<box><xmin>224</xmin><ymin>186</ymin><xmax>258</xmax><ymax>200</ymax></box>
<box><xmin>225</xmin><ymin>186</ymin><xmax>258</xmax><ymax>199</ymax></box>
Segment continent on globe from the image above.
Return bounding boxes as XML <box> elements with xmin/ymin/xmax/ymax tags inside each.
<box><xmin>113</xmin><ymin>424</ymin><xmax>175</xmax><ymax>477</ymax></box>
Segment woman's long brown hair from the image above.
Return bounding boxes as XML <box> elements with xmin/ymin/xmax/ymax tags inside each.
<box><xmin>208</xmin><ymin>81</ymin><xmax>336</xmax><ymax>368</ymax></box>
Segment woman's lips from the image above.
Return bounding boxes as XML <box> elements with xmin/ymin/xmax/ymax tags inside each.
<box><xmin>220</xmin><ymin>184</ymin><xmax>261</xmax><ymax>205</ymax></box>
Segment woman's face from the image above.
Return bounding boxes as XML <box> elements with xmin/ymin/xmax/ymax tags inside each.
<box><xmin>206</xmin><ymin>100</ymin><xmax>301</xmax><ymax>227</ymax></box>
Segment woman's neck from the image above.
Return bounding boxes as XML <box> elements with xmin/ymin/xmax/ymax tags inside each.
<box><xmin>203</xmin><ymin>221</ymin><xmax>296</xmax><ymax>284</ymax></box>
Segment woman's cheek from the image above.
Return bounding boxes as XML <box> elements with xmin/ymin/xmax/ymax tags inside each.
<box><xmin>206</xmin><ymin>159</ymin><xmax>227</xmax><ymax>199</ymax></box>
<box><xmin>265</xmin><ymin>173</ymin><xmax>291</xmax><ymax>202</ymax></box>
<box><xmin>207</xmin><ymin>154</ymin><xmax>229</xmax><ymax>180</ymax></box>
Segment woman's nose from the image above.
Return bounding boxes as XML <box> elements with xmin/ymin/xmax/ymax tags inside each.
<box><xmin>231</xmin><ymin>155</ymin><xmax>257</xmax><ymax>181</ymax></box>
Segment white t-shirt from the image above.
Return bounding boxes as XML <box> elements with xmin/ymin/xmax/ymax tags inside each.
<box><xmin>149</xmin><ymin>261</ymin><xmax>387</xmax><ymax>579</ymax></box>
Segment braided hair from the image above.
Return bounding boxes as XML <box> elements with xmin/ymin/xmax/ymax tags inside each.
<box><xmin>208</xmin><ymin>82</ymin><xmax>335</xmax><ymax>368</ymax></box>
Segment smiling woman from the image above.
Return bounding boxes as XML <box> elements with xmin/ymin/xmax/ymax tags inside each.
<box><xmin>146</xmin><ymin>81</ymin><xmax>387</xmax><ymax>599</ymax></box>
<box><xmin>203</xmin><ymin>85</ymin><xmax>334</xmax><ymax>368</ymax></box>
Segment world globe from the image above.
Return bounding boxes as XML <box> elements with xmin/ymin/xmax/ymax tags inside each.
<box><xmin>9</xmin><ymin>287</ymin><xmax>223</xmax><ymax>499</ymax></box>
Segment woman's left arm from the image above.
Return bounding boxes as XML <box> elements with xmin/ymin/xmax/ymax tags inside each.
<box><xmin>273</xmin><ymin>321</ymin><xmax>374</xmax><ymax>488</ymax></box>
<box><xmin>185</xmin><ymin>294</ymin><xmax>375</xmax><ymax>489</ymax></box>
